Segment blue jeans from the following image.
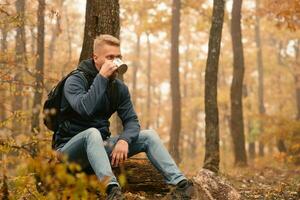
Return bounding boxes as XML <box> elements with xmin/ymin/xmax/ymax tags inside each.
<box><xmin>57</xmin><ymin>128</ymin><xmax>186</xmax><ymax>187</ymax></box>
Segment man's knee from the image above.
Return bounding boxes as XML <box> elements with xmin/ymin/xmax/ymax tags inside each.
<box><xmin>84</xmin><ymin>127</ymin><xmax>103</xmax><ymax>144</ymax></box>
<box><xmin>140</xmin><ymin>129</ymin><xmax>161</xmax><ymax>144</ymax></box>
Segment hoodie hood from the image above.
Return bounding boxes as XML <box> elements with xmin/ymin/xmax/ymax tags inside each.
<box><xmin>77</xmin><ymin>58</ymin><xmax>99</xmax><ymax>78</ymax></box>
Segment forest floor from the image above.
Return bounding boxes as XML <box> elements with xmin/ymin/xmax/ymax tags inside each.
<box><xmin>123</xmin><ymin>157</ymin><xmax>300</xmax><ymax>200</ymax></box>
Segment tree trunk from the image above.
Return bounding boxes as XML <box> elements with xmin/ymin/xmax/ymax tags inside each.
<box><xmin>13</xmin><ymin>0</ymin><xmax>26</xmax><ymax>135</ymax></box>
<box><xmin>255</xmin><ymin>0</ymin><xmax>266</xmax><ymax>157</ymax></box>
<box><xmin>183</xmin><ymin>41</ymin><xmax>190</xmax><ymax>98</ymax></box>
<box><xmin>248</xmin><ymin>142</ymin><xmax>255</xmax><ymax>159</ymax></box>
<box><xmin>203</xmin><ymin>0</ymin><xmax>225</xmax><ymax>173</ymax></box>
<box><xmin>169</xmin><ymin>0</ymin><xmax>181</xmax><ymax>164</ymax></box>
<box><xmin>294</xmin><ymin>39</ymin><xmax>300</xmax><ymax>120</ymax></box>
<box><xmin>30</xmin><ymin>27</ymin><xmax>36</xmax><ymax>56</ymax></box>
<box><xmin>131</xmin><ymin>34</ymin><xmax>140</xmax><ymax>106</ymax></box>
<box><xmin>275</xmin><ymin>42</ymin><xmax>288</xmax><ymax>153</ymax></box>
<box><xmin>230</xmin><ymin>0</ymin><xmax>247</xmax><ymax>166</ymax></box>
<box><xmin>31</xmin><ymin>0</ymin><xmax>45</xmax><ymax>133</ymax></box>
<box><xmin>276</xmin><ymin>139</ymin><xmax>287</xmax><ymax>153</ymax></box>
<box><xmin>247</xmin><ymin>103</ymin><xmax>256</xmax><ymax>159</ymax></box>
<box><xmin>62</xmin><ymin>5</ymin><xmax>72</xmax><ymax>76</ymax></box>
<box><xmin>0</xmin><ymin>25</ymin><xmax>8</xmax><ymax>122</ymax></box>
<box><xmin>79</xmin><ymin>0</ymin><xmax>120</xmax><ymax>62</ymax></box>
<box><xmin>190</xmin><ymin>108</ymin><xmax>199</xmax><ymax>158</ymax></box>
<box><xmin>48</xmin><ymin>0</ymin><xmax>64</xmax><ymax>70</ymax></box>
<box><xmin>146</xmin><ymin>33</ymin><xmax>152</xmax><ymax>129</ymax></box>
<box><xmin>155</xmin><ymin>88</ymin><xmax>162</xmax><ymax>129</ymax></box>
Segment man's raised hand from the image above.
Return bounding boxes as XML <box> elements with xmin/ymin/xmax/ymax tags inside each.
<box><xmin>99</xmin><ymin>59</ymin><xmax>118</xmax><ymax>79</ymax></box>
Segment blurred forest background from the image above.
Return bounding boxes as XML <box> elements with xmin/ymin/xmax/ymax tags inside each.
<box><xmin>0</xmin><ymin>0</ymin><xmax>300</xmax><ymax>199</ymax></box>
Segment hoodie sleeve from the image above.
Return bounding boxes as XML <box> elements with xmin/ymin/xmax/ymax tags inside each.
<box><xmin>117</xmin><ymin>84</ymin><xmax>140</xmax><ymax>145</ymax></box>
<box><xmin>63</xmin><ymin>73</ymin><xmax>109</xmax><ymax>117</ymax></box>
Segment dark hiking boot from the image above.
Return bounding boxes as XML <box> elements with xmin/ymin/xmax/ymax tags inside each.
<box><xmin>106</xmin><ymin>186</ymin><xmax>124</xmax><ymax>200</ymax></box>
<box><xmin>166</xmin><ymin>179</ymin><xmax>195</xmax><ymax>200</ymax></box>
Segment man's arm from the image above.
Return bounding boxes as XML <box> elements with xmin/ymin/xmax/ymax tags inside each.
<box><xmin>111</xmin><ymin>84</ymin><xmax>140</xmax><ymax>166</ymax></box>
<box><xmin>64</xmin><ymin>73</ymin><xmax>108</xmax><ymax>117</ymax></box>
<box><xmin>116</xmin><ymin>84</ymin><xmax>140</xmax><ymax>145</ymax></box>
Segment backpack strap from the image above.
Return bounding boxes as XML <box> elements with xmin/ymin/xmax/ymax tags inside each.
<box><xmin>77</xmin><ymin>69</ymin><xmax>94</xmax><ymax>88</ymax></box>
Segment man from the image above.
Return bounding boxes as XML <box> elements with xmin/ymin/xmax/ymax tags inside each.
<box><xmin>54</xmin><ymin>34</ymin><xmax>194</xmax><ymax>200</ymax></box>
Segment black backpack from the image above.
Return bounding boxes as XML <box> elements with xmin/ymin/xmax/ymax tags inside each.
<box><xmin>43</xmin><ymin>69</ymin><xmax>119</xmax><ymax>132</ymax></box>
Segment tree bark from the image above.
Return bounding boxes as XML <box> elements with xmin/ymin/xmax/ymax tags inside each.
<box><xmin>79</xmin><ymin>0</ymin><xmax>120</xmax><ymax>62</ymax></box>
<box><xmin>255</xmin><ymin>0</ymin><xmax>266</xmax><ymax>157</ymax></box>
<box><xmin>13</xmin><ymin>0</ymin><xmax>26</xmax><ymax>135</ymax></box>
<box><xmin>203</xmin><ymin>0</ymin><xmax>225</xmax><ymax>173</ymax></box>
<box><xmin>146</xmin><ymin>33</ymin><xmax>152</xmax><ymax>129</ymax></box>
<box><xmin>169</xmin><ymin>0</ymin><xmax>181</xmax><ymax>163</ymax></box>
<box><xmin>31</xmin><ymin>0</ymin><xmax>45</xmax><ymax>133</ymax></box>
<box><xmin>230</xmin><ymin>0</ymin><xmax>247</xmax><ymax>166</ymax></box>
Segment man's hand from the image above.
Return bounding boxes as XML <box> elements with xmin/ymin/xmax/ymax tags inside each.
<box><xmin>111</xmin><ymin>139</ymin><xmax>129</xmax><ymax>167</ymax></box>
<box><xmin>99</xmin><ymin>60</ymin><xmax>118</xmax><ymax>79</ymax></box>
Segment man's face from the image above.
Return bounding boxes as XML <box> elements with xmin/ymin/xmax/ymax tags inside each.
<box><xmin>93</xmin><ymin>44</ymin><xmax>122</xmax><ymax>71</ymax></box>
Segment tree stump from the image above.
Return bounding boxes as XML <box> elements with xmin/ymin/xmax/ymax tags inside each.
<box><xmin>91</xmin><ymin>157</ymin><xmax>240</xmax><ymax>200</ymax></box>
<box><xmin>191</xmin><ymin>169</ymin><xmax>241</xmax><ymax>200</ymax></box>
<box><xmin>112</xmin><ymin>157</ymin><xmax>169</xmax><ymax>192</ymax></box>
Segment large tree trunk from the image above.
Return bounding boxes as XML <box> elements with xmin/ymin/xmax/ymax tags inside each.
<box><xmin>230</xmin><ymin>0</ymin><xmax>247</xmax><ymax>166</ymax></box>
<box><xmin>13</xmin><ymin>0</ymin><xmax>26</xmax><ymax>135</ymax></box>
<box><xmin>255</xmin><ymin>0</ymin><xmax>266</xmax><ymax>157</ymax></box>
<box><xmin>169</xmin><ymin>0</ymin><xmax>181</xmax><ymax>164</ymax></box>
<box><xmin>79</xmin><ymin>0</ymin><xmax>120</xmax><ymax>62</ymax></box>
<box><xmin>146</xmin><ymin>33</ymin><xmax>152</xmax><ymax>129</ymax></box>
<box><xmin>203</xmin><ymin>0</ymin><xmax>225</xmax><ymax>173</ymax></box>
<box><xmin>31</xmin><ymin>0</ymin><xmax>45</xmax><ymax>133</ymax></box>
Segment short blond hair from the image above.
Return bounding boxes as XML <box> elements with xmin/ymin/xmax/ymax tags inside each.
<box><xmin>93</xmin><ymin>34</ymin><xmax>120</xmax><ymax>52</ymax></box>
